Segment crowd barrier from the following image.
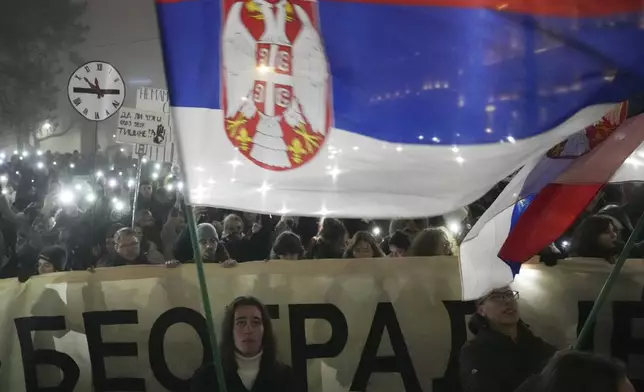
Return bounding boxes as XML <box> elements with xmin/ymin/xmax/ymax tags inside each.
<box><xmin>1</xmin><ymin>257</ymin><xmax>644</xmax><ymax>391</ymax></box>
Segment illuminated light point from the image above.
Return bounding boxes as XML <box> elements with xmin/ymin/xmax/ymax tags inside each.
<box><xmin>166</xmin><ymin>183</ymin><xmax>174</xmax><ymax>191</ymax></box>
<box><xmin>142</xmin><ymin>157</ymin><xmax>148</xmax><ymax>164</ymax></box>
<box><xmin>69</xmin><ymin>163</ymin><xmax>75</xmax><ymax>168</ymax></box>
<box><xmin>455</xmin><ymin>156</ymin><xmax>465</xmax><ymax>164</ymax></box>
<box><xmin>127</xmin><ymin>178</ymin><xmax>136</xmax><ymax>188</ymax></box>
<box><xmin>451</xmin><ymin>146</ymin><xmax>459</xmax><ymax>153</ymax></box>
<box><xmin>228</xmin><ymin>159</ymin><xmax>242</xmax><ymax>168</ymax></box>
<box><xmin>151</xmin><ymin>172</ymin><xmax>159</xmax><ymax>180</ymax></box>
<box><xmin>278</xmin><ymin>206</ymin><xmax>290</xmax><ymax>215</ymax></box>
<box><xmin>485</xmin><ymin>128</ymin><xmax>493</xmax><ymax>134</ymax></box>
<box><xmin>155</xmin><ymin>163</ymin><xmax>161</xmax><ymax>170</ymax></box>
<box><xmin>37</xmin><ymin>162</ymin><xmax>44</xmax><ymax>169</ymax></box>
<box><xmin>59</xmin><ymin>190</ymin><xmax>75</xmax><ymax>205</ymax></box>
<box><xmin>177</xmin><ymin>181</ymin><xmax>184</xmax><ymax>190</ymax></box>
<box><xmin>96</xmin><ymin>170</ymin><xmax>104</xmax><ymax>178</ymax></box>
<box><xmin>114</xmin><ymin>200</ymin><xmax>125</xmax><ymax>211</ymax></box>
<box><xmin>257</xmin><ymin>65</ymin><xmax>272</xmax><ymax>74</ymax></box>
<box><xmin>317</xmin><ymin>206</ymin><xmax>331</xmax><ymax>216</ymax></box>
<box><xmin>506</xmin><ymin>135</ymin><xmax>516</xmax><ymax>144</ymax></box>
<box><xmin>85</xmin><ymin>193</ymin><xmax>97</xmax><ymax>203</ymax></box>
<box><xmin>53</xmin><ymin>161</ymin><xmax>57</xmax><ymax>165</ymax></box>
<box><xmin>327</xmin><ymin>166</ymin><xmax>342</xmax><ymax>180</ymax></box>
<box><xmin>13</xmin><ymin>150</ymin><xmax>18</xmax><ymax>155</ymax></box>
<box><xmin>372</xmin><ymin>226</ymin><xmax>382</xmax><ymax>236</ymax></box>
<box><xmin>120</xmin><ymin>148</ymin><xmax>125</xmax><ymax>152</ymax></box>
<box><xmin>418</xmin><ymin>135</ymin><xmax>424</xmax><ymax>140</ymax></box>
<box><xmin>230</xmin><ymin>178</ymin><xmax>236</xmax><ymax>183</ymax></box>
<box><xmin>108</xmin><ymin>178</ymin><xmax>118</xmax><ymax>188</ymax></box>
<box><xmin>431</xmin><ymin>137</ymin><xmax>440</xmax><ymax>143</ymax></box>
<box><xmin>112</xmin><ymin>134</ymin><xmax>116</xmax><ymax>138</ymax></box>
<box><xmin>0</xmin><ymin>175</ymin><xmax>7</xmax><ymax>183</ymax></box>
<box><xmin>485</xmin><ymin>105</ymin><xmax>496</xmax><ymax>112</ymax></box>
<box><xmin>396</xmin><ymin>146</ymin><xmax>403</xmax><ymax>152</ymax></box>
<box><xmin>352</xmin><ymin>146</ymin><xmax>359</xmax><ymax>151</ymax></box>
<box><xmin>74</xmin><ymin>184</ymin><xmax>82</xmax><ymax>191</ymax></box>
<box><xmin>36</xmin><ymin>150</ymin><xmax>43</xmax><ymax>156</ymax></box>
<box><xmin>448</xmin><ymin>220</ymin><xmax>462</xmax><ymax>235</ymax></box>
<box><xmin>118</xmin><ymin>171</ymin><xmax>123</xmax><ymax>176</ymax></box>
<box><xmin>21</xmin><ymin>151</ymin><xmax>29</xmax><ymax>157</ymax></box>
<box><xmin>258</xmin><ymin>181</ymin><xmax>272</xmax><ymax>195</ymax></box>
<box><xmin>0</xmin><ymin>153</ymin><xmax>5</xmax><ymax>159</ymax></box>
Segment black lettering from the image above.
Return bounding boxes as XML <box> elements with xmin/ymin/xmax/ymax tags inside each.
<box><xmin>432</xmin><ymin>300</ymin><xmax>476</xmax><ymax>392</ymax></box>
<box><xmin>611</xmin><ymin>302</ymin><xmax>644</xmax><ymax>390</ymax></box>
<box><xmin>94</xmin><ymin>112</ymin><xmax>100</xmax><ymax>120</ymax></box>
<box><xmin>576</xmin><ymin>301</ymin><xmax>595</xmax><ymax>351</ymax></box>
<box><xmin>350</xmin><ymin>302</ymin><xmax>421</xmax><ymax>391</ymax></box>
<box><xmin>83</xmin><ymin>108</ymin><xmax>88</xmax><ymax>115</ymax></box>
<box><xmin>97</xmin><ymin>63</ymin><xmax>103</xmax><ymax>71</ymax></box>
<box><xmin>83</xmin><ymin>310</ymin><xmax>145</xmax><ymax>391</ymax></box>
<box><xmin>112</xmin><ymin>100</ymin><xmax>120</xmax><ymax>108</ymax></box>
<box><xmin>105</xmin><ymin>109</ymin><xmax>111</xmax><ymax>117</ymax></box>
<box><xmin>84</xmin><ymin>65</ymin><xmax>90</xmax><ymax>73</ymax></box>
<box><xmin>149</xmin><ymin>307</ymin><xmax>211</xmax><ymax>391</ymax></box>
<box><xmin>289</xmin><ymin>303</ymin><xmax>348</xmax><ymax>391</ymax></box>
<box><xmin>74</xmin><ymin>74</ymin><xmax>82</xmax><ymax>81</ymax></box>
<box><xmin>15</xmin><ymin>316</ymin><xmax>80</xmax><ymax>391</ymax></box>
<box><xmin>73</xmin><ymin>97</ymin><xmax>82</xmax><ymax>106</ymax></box>
<box><xmin>114</xmin><ymin>78</ymin><xmax>121</xmax><ymax>84</ymax></box>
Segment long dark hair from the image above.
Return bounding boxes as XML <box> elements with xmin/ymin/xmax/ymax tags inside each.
<box><xmin>537</xmin><ymin>350</ymin><xmax>626</xmax><ymax>392</ymax></box>
<box><xmin>571</xmin><ymin>215</ymin><xmax>621</xmax><ymax>260</ymax></box>
<box><xmin>220</xmin><ymin>296</ymin><xmax>277</xmax><ymax>373</ymax></box>
<box><xmin>343</xmin><ymin>230</ymin><xmax>385</xmax><ymax>258</ymax></box>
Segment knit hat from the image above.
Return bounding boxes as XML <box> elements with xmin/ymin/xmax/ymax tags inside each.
<box><xmin>38</xmin><ymin>245</ymin><xmax>67</xmax><ymax>271</ymax></box>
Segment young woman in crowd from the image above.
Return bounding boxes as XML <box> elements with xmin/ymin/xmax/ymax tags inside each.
<box><xmin>571</xmin><ymin>214</ymin><xmax>623</xmax><ymax>263</ymax></box>
<box><xmin>191</xmin><ymin>296</ymin><xmax>295</xmax><ymax>392</ymax></box>
<box><xmin>306</xmin><ymin>218</ymin><xmax>347</xmax><ymax>259</ymax></box>
<box><xmin>408</xmin><ymin>227</ymin><xmax>455</xmax><ymax>256</ymax></box>
<box><xmin>459</xmin><ymin>287</ymin><xmax>556</xmax><ymax>392</ymax></box>
<box><xmin>515</xmin><ymin>350</ymin><xmax>635</xmax><ymax>392</ymax></box>
<box><xmin>271</xmin><ymin>231</ymin><xmax>304</xmax><ymax>260</ymax></box>
<box><xmin>343</xmin><ymin>230</ymin><xmax>385</xmax><ymax>258</ymax></box>
<box><xmin>388</xmin><ymin>230</ymin><xmax>411</xmax><ymax>257</ymax></box>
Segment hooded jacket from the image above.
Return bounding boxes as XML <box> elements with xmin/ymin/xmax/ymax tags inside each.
<box><xmin>460</xmin><ymin>314</ymin><xmax>556</xmax><ymax>392</ymax></box>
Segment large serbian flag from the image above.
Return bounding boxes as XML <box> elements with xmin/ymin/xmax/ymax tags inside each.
<box><xmin>155</xmin><ymin>0</ymin><xmax>644</xmax><ymax>217</ymax></box>
<box><xmin>460</xmin><ymin>101</ymin><xmax>644</xmax><ymax>300</ymax></box>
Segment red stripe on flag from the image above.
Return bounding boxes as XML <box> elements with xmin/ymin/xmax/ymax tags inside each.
<box><xmin>498</xmin><ymin>183</ymin><xmax>603</xmax><ymax>262</ymax></box>
<box><xmin>155</xmin><ymin>0</ymin><xmax>644</xmax><ymax>17</ymax></box>
<box><xmin>324</xmin><ymin>0</ymin><xmax>642</xmax><ymax>17</ymax></box>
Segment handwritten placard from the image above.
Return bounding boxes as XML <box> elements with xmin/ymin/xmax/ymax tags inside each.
<box><xmin>116</xmin><ymin>107</ymin><xmax>169</xmax><ymax>146</ymax></box>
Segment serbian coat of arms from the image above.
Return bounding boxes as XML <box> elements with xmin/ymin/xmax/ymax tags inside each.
<box><xmin>546</xmin><ymin>102</ymin><xmax>629</xmax><ymax>159</ymax></box>
<box><xmin>221</xmin><ymin>0</ymin><xmax>331</xmax><ymax>171</ymax></box>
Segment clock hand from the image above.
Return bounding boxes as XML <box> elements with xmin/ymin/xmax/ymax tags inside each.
<box><xmin>94</xmin><ymin>77</ymin><xmax>104</xmax><ymax>99</ymax></box>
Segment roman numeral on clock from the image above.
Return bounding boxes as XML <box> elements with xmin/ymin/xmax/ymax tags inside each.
<box><xmin>83</xmin><ymin>108</ymin><xmax>88</xmax><ymax>115</ymax></box>
<box><xmin>96</xmin><ymin>63</ymin><xmax>103</xmax><ymax>71</ymax></box>
<box><xmin>84</xmin><ymin>65</ymin><xmax>90</xmax><ymax>72</ymax></box>
<box><xmin>74</xmin><ymin>75</ymin><xmax>82</xmax><ymax>81</ymax></box>
<box><xmin>105</xmin><ymin>110</ymin><xmax>110</xmax><ymax>116</ymax></box>
<box><xmin>112</xmin><ymin>100</ymin><xmax>120</xmax><ymax>108</ymax></box>
<box><xmin>73</xmin><ymin>97</ymin><xmax>81</xmax><ymax>106</ymax></box>
<box><xmin>95</xmin><ymin>112</ymin><xmax>100</xmax><ymax>120</ymax></box>
<box><xmin>113</xmin><ymin>78</ymin><xmax>121</xmax><ymax>84</ymax></box>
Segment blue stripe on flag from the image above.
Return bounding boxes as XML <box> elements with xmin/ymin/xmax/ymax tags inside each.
<box><xmin>507</xmin><ymin>193</ymin><xmax>536</xmax><ymax>275</ymax></box>
<box><xmin>156</xmin><ymin>0</ymin><xmax>644</xmax><ymax>145</ymax></box>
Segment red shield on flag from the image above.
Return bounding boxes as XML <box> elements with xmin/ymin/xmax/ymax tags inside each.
<box><xmin>221</xmin><ymin>0</ymin><xmax>332</xmax><ymax>171</ymax></box>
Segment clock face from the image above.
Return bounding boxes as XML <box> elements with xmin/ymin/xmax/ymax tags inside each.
<box><xmin>67</xmin><ymin>61</ymin><xmax>125</xmax><ymax>121</ymax></box>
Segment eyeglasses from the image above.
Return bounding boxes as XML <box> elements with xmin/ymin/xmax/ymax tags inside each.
<box><xmin>483</xmin><ymin>290</ymin><xmax>519</xmax><ymax>303</ymax></box>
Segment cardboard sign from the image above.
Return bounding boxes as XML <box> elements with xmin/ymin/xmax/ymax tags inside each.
<box><xmin>116</xmin><ymin>107</ymin><xmax>169</xmax><ymax>146</ymax></box>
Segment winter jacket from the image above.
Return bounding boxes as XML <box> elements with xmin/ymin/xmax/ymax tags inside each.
<box><xmin>460</xmin><ymin>318</ymin><xmax>555</xmax><ymax>392</ymax></box>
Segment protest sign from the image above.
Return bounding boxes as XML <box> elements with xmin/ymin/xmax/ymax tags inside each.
<box><xmin>116</xmin><ymin>108</ymin><xmax>169</xmax><ymax>146</ymax></box>
<box><xmin>136</xmin><ymin>87</ymin><xmax>175</xmax><ymax>162</ymax></box>
<box><xmin>1</xmin><ymin>258</ymin><xmax>644</xmax><ymax>391</ymax></box>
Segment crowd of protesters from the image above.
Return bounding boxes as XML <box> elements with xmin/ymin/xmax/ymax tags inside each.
<box><xmin>0</xmin><ymin>147</ymin><xmax>639</xmax><ymax>392</ymax></box>
<box><xmin>1</xmin><ymin>146</ymin><xmax>644</xmax><ymax>282</ymax></box>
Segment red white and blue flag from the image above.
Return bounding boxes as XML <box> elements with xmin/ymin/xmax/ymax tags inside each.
<box><xmin>155</xmin><ymin>0</ymin><xmax>644</xmax><ymax>218</ymax></box>
<box><xmin>460</xmin><ymin>102</ymin><xmax>644</xmax><ymax>299</ymax></box>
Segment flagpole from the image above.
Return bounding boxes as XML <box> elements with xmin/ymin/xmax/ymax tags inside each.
<box><xmin>575</xmin><ymin>210</ymin><xmax>644</xmax><ymax>350</ymax></box>
<box><xmin>181</xmin><ymin>200</ymin><xmax>228</xmax><ymax>392</ymax></box>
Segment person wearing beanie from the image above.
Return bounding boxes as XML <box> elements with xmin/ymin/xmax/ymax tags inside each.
<box><xmin>37</xmin><ymin>246</ymin><xmax>67</xmax><ymax>274</ymax></box>
<box><xmin>459</xmin><ymin>287</ymin><xmax>555</xmax><ymax>392</ymax></box>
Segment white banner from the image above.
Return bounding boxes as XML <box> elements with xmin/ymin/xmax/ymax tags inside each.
<box><xmin>1</xmin><ymin>258</ymin><xmax>644</xmax><ymax>391</ymax></box>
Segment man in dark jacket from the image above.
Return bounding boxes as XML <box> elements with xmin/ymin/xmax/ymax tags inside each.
<box><xmin>108</xmin><ymin>227</ymin><xmax>151</xmax><ymax>266</ymax></box>
<box><xmin>460</xmin><ymin>287</ymin><xmax>556</xmax><ymax>392</ymax></box>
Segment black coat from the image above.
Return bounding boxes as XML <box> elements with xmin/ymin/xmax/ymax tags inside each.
<box><xmin>190</xmin><ymin>361</ymin><xmax>295</xmax><ymax>392</ymax></box>
<box><xmin>460</xmin><ymin>324</ymin><xmax>555</xmax><ymax>392</ymax></box>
